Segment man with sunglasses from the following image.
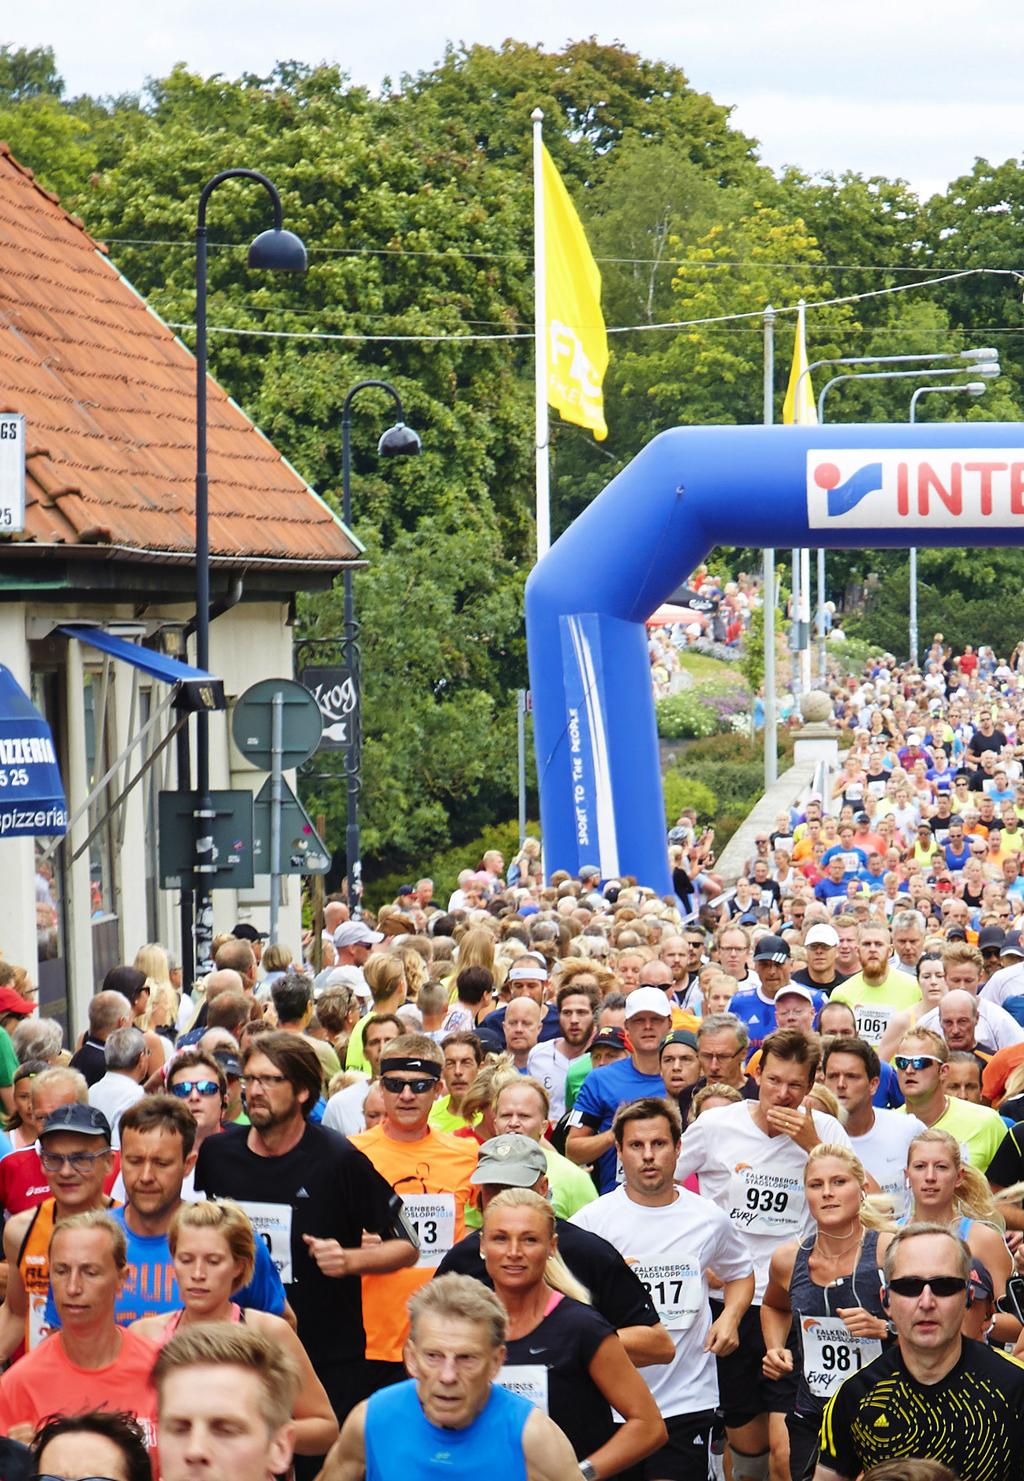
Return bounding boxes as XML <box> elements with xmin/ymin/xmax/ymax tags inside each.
<box><xmin>893</xmin><ymin>1029</ymin><xmax>1007</xmax><ymax>1172</ymax></box>
<box><xmin>815</xmin><ymin>1224</ymin><xmax>1024</xmax><ymax>1481</ymax></box>
<box><xmin>350</xmin><ymin>1033</ymin><xmax>478</xmax><ymax>1392</ymax></box>
<box><xmin>0</xmin><ymin>1103</ymin><xmax>115</xmax><ymax>1362</ymax></box>
<box><xmin>195</xmin><ymin>1031</ymin><xmax>418</xmax><ymax>1432</ymax></box>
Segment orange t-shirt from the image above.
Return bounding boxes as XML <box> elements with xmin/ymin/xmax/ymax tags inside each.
<box><xmin>349</xmin><ymin>1124</ymin><xmax>478</xmax><ymax>1362</ymax></box>
<box><xmin>0</xmin><ymin>1327</ymin><xmax>157</xmax><ymax>1449</ymax></box>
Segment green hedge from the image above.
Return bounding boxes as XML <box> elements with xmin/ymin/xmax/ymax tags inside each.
<box><xmin>662</xmin><ymin>772</ymin><xmax>717</xmax><ymax>825</ymax></box>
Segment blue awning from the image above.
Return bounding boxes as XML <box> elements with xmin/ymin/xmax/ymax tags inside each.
<box><xmin>60</xmin><ymin>626</ymin><xmax>226</xmax><ymax>712</ymax></box>
<box><xmin>0</xmin><ymin>665</ymin><xmax>68</xmax><ymax>839</ymax></box>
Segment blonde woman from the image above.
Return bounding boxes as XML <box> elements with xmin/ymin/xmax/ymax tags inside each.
<box><xmin>481</xmin><ymin>1188</ymin><xmax>665</xmax><ymax>1475</ymax></box>
<box><xmin>903</xmin><ymin>1127</ymin><xmax>1016</xmax><ymax>1343</ymax></box>
<box><xmin>761</xmin><ymin>1145</ymin><xmax>893</xmax><ymax>1481</ymax></box>
<box><xmin>130</xmin><ymin>1200</ymin><xmax>337</xmax><ymax>1456</ymax></box>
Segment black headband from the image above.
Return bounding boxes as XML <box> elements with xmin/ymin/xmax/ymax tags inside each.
<box><xmin>380</xmin><ymin>1055</ymin><xmax>442</xmax><ymax>1080</ymax></box>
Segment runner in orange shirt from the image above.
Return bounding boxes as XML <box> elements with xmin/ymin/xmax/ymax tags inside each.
<box><xmin>350</xmin><ymin>1034</ymin><xmax>478</xmax><ymax>1391</ymax></box>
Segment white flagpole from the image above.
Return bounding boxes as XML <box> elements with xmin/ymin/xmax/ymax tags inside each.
<box><xmin>532</xmin><ymin>107</ymin><xmax>551</xmax><ymax>559</ymax></box>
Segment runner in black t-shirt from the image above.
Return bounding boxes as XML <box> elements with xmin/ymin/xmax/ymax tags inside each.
<box><xmin>816</xmin><ymin>1224</ymin><xmax>1024</xmax><ymax>1481</ymax></box>
<box><xmin>194</xmin><ymin>1032</ymin><xmax>417</xmax><ymax>1434</ymax></box>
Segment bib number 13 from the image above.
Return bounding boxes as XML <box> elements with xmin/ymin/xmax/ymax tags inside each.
<box><xmin>746</xmin><ymin>1187</ymin><xmax>789</xmax><ymax>1213</ymax></box>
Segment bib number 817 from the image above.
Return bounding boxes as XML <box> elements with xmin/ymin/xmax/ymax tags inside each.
<box><xmin>746</xmin><ymin>1188</ymin><xmax>789</xmax><ymax>1213</ymax></box>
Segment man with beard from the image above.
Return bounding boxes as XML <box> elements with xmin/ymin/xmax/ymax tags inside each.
<box><xmin>527</xmin><ymin>980</ymin><xmax>598</xmax><ymax>1120</ymax></box>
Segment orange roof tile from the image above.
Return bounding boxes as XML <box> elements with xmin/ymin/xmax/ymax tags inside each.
<box><xmin>0</xmin><ymin>144</ymin><xmax>359</xmax><ymax>572</ymax></box>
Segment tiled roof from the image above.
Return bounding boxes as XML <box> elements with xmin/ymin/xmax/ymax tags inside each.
<box><xmin>0</xmin><ymin>143</ymin><xmax>358</xmax><ymax>571</ymax></box>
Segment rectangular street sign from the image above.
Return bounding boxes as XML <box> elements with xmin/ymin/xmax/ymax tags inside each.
<box><xmin>158</xmin><ymin>790</ymin><xmax>255</xmax><ymax>889</ymax></box>
<box><xmin>0</xmin><ymin>415</ymin><xmax>26</xmax><ymax>533</ymax></box>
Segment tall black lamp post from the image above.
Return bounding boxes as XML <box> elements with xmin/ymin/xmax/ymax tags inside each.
<box><xmin>192</xmin><ymin>170</ymin><xmax>307</xmax><ymax>976</ymax></box>
<box><xmin>341</xmin><ymin>380</ymin><xmax>421</xmax><ymax>914</ymax></box>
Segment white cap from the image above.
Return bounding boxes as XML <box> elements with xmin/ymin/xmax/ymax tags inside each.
<box><xmin>775</xmin><ymin>983</ymin><xmax>816</xmax><ymax>1006</ymax></box>
<box><xmin>333</xmin><ymin>921</ymin><xmax>384</xmax><ymax>949</ymax></box>
<box><xmin>625</xmin><ymin>987</ymin><xmax>674</xmax><ymax>1019</ymax></box>
<box><xmin>805</xmin><ymin>923</ymin><xmax>839</xmax><ymax>948</ymax></box>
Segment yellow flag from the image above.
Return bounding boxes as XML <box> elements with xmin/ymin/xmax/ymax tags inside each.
<box><xmin>782</xmin><ymin>301</ymin><xmax>818</xmax><ymax>425</ymax></box>
<box><xmin>541</xmin><ymin>144</ymin><xmax>608</xmax><ymax>441</ymax></box>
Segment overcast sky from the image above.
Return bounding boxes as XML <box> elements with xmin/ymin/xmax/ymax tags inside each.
<box><xmin>8</xmin><ymin>1</ymin><xmax>1024</xmax><ymax>200</ymax></box>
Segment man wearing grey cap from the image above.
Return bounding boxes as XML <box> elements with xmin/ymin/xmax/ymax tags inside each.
<box><xmin>435</xmin><ymin>1134</ymin><xmax>672</xmax><ymax>1369</ymax></box>
<box><xmin>0</xmin><ymin>1103</ymin><xmax>114</xmax><ymax>1362</ymax></box>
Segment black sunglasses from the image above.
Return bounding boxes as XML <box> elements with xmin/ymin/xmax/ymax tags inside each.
<box><xmin>887</xmin><ymin>1275</ymin><xmax>966</xmax><ymax>1298</ymax></box>
<box><xmin>381</xmin><ymin>1075</ymin><xmax>436</xmax><ymax>1095</ymax></box>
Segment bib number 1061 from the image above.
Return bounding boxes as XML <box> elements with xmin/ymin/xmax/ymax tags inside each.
<box><xmin>746</xmin><ymin>1188</ymin><xmax>789</xmax><ymax>1213</ymax></box>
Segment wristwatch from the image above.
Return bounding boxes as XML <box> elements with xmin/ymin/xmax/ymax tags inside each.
<box><xmin>580</xmin><ymin>1463</ymin><xmax>599</xmax><ymax>1481</ymax></box>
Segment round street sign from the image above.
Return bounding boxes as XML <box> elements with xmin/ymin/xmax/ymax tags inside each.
<box><xmin>232</xmin><ymin>679</ymin><xmax>323</xmax><ymax>771</ymax></box>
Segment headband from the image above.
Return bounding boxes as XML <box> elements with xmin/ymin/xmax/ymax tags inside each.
<box><xmin>380</xmin><ymin>1055</ymin><xmax>442</xmax><ymax>1080</ymax></box>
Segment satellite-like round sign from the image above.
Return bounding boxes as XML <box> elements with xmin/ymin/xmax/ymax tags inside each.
<box><xmin>232</xmin><ymin>679</ymin><xmax>323</xmax><ymax>771</ymax></box>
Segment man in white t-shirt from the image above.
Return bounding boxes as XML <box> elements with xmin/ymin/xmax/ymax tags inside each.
<box><xmin>822</xmin><ymin>1036</ymin><xmax>925</xmax><ymax>1216</ymax></box>
<box><xmin>322</xmin><ymin>1013</ymin><xmax>400</xmax><ymax>1136</ymax></box>
<box><xmin>573</xmin><ymin>1095</ymin><xmax>754</xmax><ymax>1481</ymax></box>
<box><xmin>526</xmin><ymin>980</ymin><xmax>598</xmax><ymax>1120</ymax></box>
<box><xmin>675</xmin><ymin>1028</ymin><xmax>851</xmax><ymax>1481</ymax></box>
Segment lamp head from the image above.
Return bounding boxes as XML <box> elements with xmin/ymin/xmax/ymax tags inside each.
<box><xmin>960</xmin><ymin>347</ymin><xmax>998</xmax><ymax>363</ymax></box>
<box><xmin>378</xmin><ymin>421</ymin><xmax>422</xmax><ymax>457</ymax></box>
<box><xmin>965</xmin><ymin>382</ymin><xmax>987</xmax><ymax>396</ymax></box>
<box><xmin>248</xmin><ymin>227</ymin><xmax>308</xmax><ymax>273</ymax></box>
<box><xmin>974</xmin><ymin>362</ymin><xmax>1001</xmax><ymax>379</ymax></box>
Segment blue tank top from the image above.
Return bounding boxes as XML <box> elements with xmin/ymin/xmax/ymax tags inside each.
<box><xmin>789</xmin><ymin>1229</ymin><xmax>886</xmax><ymax>1418</ymax></box>
<box><xmin>364</xmin><ymin>1378</ymin><xmax>530</xmax><ymax>1481</ymax></box>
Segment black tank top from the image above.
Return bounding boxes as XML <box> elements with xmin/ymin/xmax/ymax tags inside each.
<box><xmin>788</xmin><ymin>1229</ymin><xmax>885</xmax><ymax>1417</ymax></box>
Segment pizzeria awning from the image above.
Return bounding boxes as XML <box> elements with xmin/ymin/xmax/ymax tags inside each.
<box><xmin>0</xmin><ymin>665</ymin><xmax>68</xmax><ymax>839</ymax></box>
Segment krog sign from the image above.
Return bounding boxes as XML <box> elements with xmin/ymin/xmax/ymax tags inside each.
<box><xmin>807</xmin><ymin>448</ymin><xmax>1024</xmax><ymax>529</ymax></box>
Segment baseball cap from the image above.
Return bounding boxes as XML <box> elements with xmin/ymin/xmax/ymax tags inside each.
<box><xmin>397</xmin><ymin>884</ymin><xmax>415</xmax><ymax>897</ymax></box>
<box><xmin>625</xmin><ymin>987</ymin><xmax>674</xmax><ymax>1019</ymax></box>
<box><xmin>232</xmin><ymin>922</ymin><xmax>268</xmax><ymax>942</ymax></box>
<box><xmin>659</xmin><ymin>1029</ymin><xmax>698</xmax><ymax>1052</ymax></box>
<box><xmin>590</xmin><ymin>1027</ymin><xmax>628</xmax><ymax>1053</ymax></box>
<box><xmin>0</xmin><ymin>986</ymin><xmax>35</xmax><ymax>1017</ymax></box>
<box><xmin>775</xmin><ymin>984</ymin><xmax>816</xmax><ymax>1006</ymax></box>
<box><xmin>333</xmin><ymin>921</ymin><xmax>384</xmax><ymax>949</ymax></box>
<box><xmin>945</xmin><ymin>926</ymin><xmax>968</xmax><ymax>942</ymax></box>
<box><xmin>978</xmin><ymin>925</ymin><xmax>1007</xmax><ymax>953</ymax></box>
<box><xmin>213</xmin><ymin>1050</ymin><xmax>242</xmax><ymax>1079</ymax></box>
<box><xmin>579</xmin><ymin>866</ymin><xmax>601</xmax><ymax>882</ymax></box>
<box><xmin>969</xmin><ymin>1259</ymin><xmax>995</xmax><ymax>1302</ymax></box>
<box><xmin>321</xmin><ymin>965</ymin><xmax>372</xmax><ymax>1000</ymax></box>
<box><xmin>40</xmin><ymin>1104</ymin><xmax>112</xmax><ymax>1141</ymax></box>
<box><xmin>752</xmin><ymin>934</ymin><xmax>791</xmax><ymax>964</ymax></box>
<box><xmin>508</xmin><ymin>958</ymin><xmax>549</xmax><ymax>983</ymax></box>
<box><xmin>805</xmin><ymin>923</ymin><xmax>839</xmax><ymax>949</ymax></box>
<box><xmin>471</xmin><ymin>1134</ymin><xmax>549</xmax><ymax>1188</ymax></box>
<box><xmin>853</xmin><ymin>811</ymin><xmax>870</xmax><ymax>824</ymax></box>
<box><xmin>1001</xmin><ymin>930</ymin><xmax>1024</xmax><ymax>960</ymax></box>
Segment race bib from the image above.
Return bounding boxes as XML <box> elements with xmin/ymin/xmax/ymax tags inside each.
<box><xmin>854</xmin><ymin>1004</ymin><xmax>894</xmax><ymax>1043</ymax></box>
<box><xmin>498</xmin><ymin>1364</ymin><xmax>549</xmax><ymax>1413</ymax></box>
<box><xmin>632</xmin><ymin>1261</ymin><xmax>701</xmax><ymax>1330</ymax></box>
<box><xmin>868</xmin><ymin>780</ymin><xmax>887</xmax><ymax>799</ymax></box>
<box><xmin>801</xmin><ymin>1316</ymin><xmax>881</xmax><ymax>1399</ymax></box>
<box><xmin>728</xmin><ymin>1167</ymin><xmax>803</xmax><ymax>1234</ymax></box>
<box><xmin>401</xmin><ymin>1194</ymin><xmax>456</xmax><ymax>1268</ymax></box>
<box><xmin>240</xmin><ymin>1200</ymin><xmax>294</xmax><ymax>1284</ymax></box>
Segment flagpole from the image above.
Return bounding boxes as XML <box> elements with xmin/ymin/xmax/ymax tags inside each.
<box><xmin>531</xmin><ymin>107</ymin><xmax>551</xmax><ymax>559</ymax></box>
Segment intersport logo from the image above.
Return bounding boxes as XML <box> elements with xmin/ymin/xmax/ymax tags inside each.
<box><xmin>806</xmin><ymin>449</ymin><xmax>1024</xmax><ymax>529</ymax></box>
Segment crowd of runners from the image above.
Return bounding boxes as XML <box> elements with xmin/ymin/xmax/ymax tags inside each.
<box><xmin>4</xmin><ymin>633</ymin><xmax>1024</xmax><ymax>1478</ymax></box>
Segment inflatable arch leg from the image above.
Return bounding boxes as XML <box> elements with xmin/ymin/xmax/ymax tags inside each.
<box><xmin>525</xmin><ymin>422</ymin><xmax>1024</xmax><ymax>893</ymax></box>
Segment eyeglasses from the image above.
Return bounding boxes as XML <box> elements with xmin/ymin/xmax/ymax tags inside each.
<box><xmin>240</xmin><ymin>1071</ymin><xmax>289</xmax><ymax>1088</ymax></box>
<box><xmin>893</xmin><ymin>1054</ymin><xmax>941</xmax><ymax>1072</ymax></box>
<box><xmin>381</xmin><ymin>1075</ymin><xmax>437</xmax><ymax>1095</ymax></box>
<box><xmin>886</xmin><ymin>1275</ymin><xmax>967</xmax><ymax>1299</ymax></box>
<box><xmin>38</xmin><ymin>1148</ymin><xmax>109</xmax><ymax>1173</ymax></box>
<box><xmin>170</xmin><ymin>1079</ymin><xmax>221</xmax><ymax>1099</ymax></box>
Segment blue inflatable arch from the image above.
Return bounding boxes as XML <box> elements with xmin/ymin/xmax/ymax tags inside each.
<box><xmin>525</xmin><ymin>422</ymin><xmax>1024</xmax><ymax>894</ymax></box>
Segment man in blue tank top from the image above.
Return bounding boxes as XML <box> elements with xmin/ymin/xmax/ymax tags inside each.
<box><xmin>318</xmin><ymin>1273</ymin><xmax>579</xmax><ymax>1480</ymax></box>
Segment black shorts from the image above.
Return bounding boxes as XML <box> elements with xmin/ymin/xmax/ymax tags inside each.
<box><xmin>709</xmin><ymin>1302</ymin><xmax>797</xmax><ymax>1430</ymax></box>
<box><xmin>616</xmin><ymin>1409</ymin><xmax>719</xmax><ymax>1481</ymax></box>
<box><xmin>786</xmin><ymin>1412</ymin><xmax>822</xmax><ymax>1481</ymax></box>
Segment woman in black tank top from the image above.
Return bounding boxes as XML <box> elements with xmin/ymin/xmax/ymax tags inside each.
<box><xmin>760</xmin><ymin>1146</ymin><xmax>893</xmax><ymax>1481</ymax></box>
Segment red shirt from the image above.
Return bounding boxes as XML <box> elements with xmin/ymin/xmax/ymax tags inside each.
<box><xmin>0</xmin><ymin>1328</ymin><xmax>157</xmax><ymax>1449</ymax></box>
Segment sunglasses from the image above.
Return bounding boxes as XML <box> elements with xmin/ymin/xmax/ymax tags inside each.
<box><xmin>170</xmin><ymin>1079</ymin><xmax>221</xmax><ymax>1099</ymax></box>
<box><xmin>893</xmin><ymin>1054</ymin><xmax>941</xmax><ymax>1072</ymax></box>
<box><xmin>887</xmin><ymin>1275</ymin><xmax>967</xmax><ymax>1299</ymax></box>
<box><xmin>381</xmin><ymin>1075</ymin><xmax>437</xmax><ymax>1095</ymax></box>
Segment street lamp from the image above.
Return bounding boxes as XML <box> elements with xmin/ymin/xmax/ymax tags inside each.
<box><xmin>906</xmin><ymin>380</ymin><xmax>988</xmax><ymax>667</ymax></box>
<box><xmin>341</xmin><ymin>380</ymin><xmax>422</xmax><ymax>915</ymax></box>
<box><xmin>193</xmin><ymin>170</ymin><xmax>307</xmax><ymax>978</ymax></box>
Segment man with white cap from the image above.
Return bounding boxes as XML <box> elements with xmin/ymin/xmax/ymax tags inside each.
<box><xmin>791</xmin><ymin>923</ymin><xmax>848</xmax><ymax>994</ymax></box>
<box><xmin>565</xmin><ymin>987</ymin><xmax>673</xmax><ymax>1193</ymax></box>
<box><xmin>728</xmin><ymin>935</ymin><xmax>824</xmax><ymax>1057</ymax></box>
